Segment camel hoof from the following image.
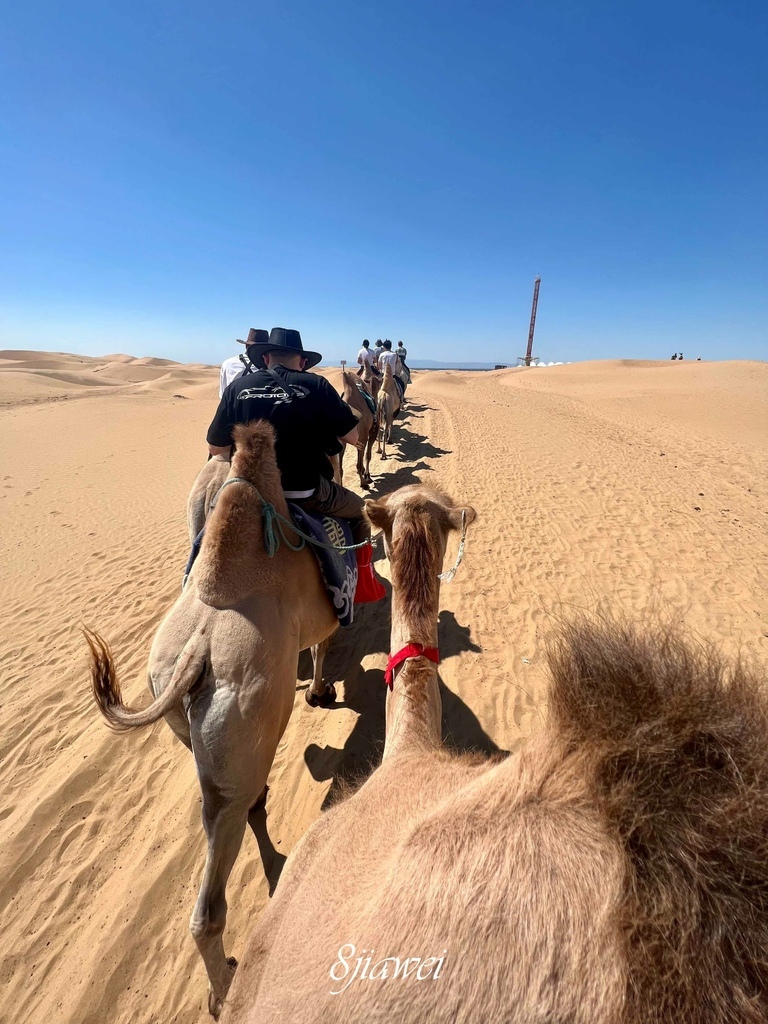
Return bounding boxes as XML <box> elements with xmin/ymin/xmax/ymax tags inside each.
<box><xmin>305</xmin><ymin>683</ymin><xmax>337</xmax><ymax>708</ymax></box>
<box><xmin>208</xmin><ymin>958</ymin><xmax>238</xmax><ymax>1018</ymax></box>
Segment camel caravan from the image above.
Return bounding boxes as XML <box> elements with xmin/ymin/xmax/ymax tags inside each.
<box><xmin>86</xmin><ymin>330</ymin><xmax>768</xmax><ymax>1023</ymax></box>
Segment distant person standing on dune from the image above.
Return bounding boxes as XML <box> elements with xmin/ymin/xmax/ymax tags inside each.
<box><xmin>219</xmin><ymin>328</ymin><xmax>268</xmax><ymax>397</ymax></box>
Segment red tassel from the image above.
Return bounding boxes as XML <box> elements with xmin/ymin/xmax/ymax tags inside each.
<box><xmin>354</xmin><ymin>542</ymin><xmax>386</xmax><ymax>603</ymax></box>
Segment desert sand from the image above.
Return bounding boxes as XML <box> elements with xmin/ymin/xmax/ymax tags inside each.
<box><xmin>1</xmin><ymin>349</ymin><xmax>766</xmax><ymax>1023</ymax></box>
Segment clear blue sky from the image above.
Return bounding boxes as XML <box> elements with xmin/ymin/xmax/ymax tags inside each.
<box><xmin>1</xmin><ymin>0</ymin><xmax>766</xmax><ymax>365</ymax></box>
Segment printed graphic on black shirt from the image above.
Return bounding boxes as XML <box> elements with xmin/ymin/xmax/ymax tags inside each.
<box><xmin>236</xmin><ymin>383</ymin><xmax>309</xmax><ymax>405</ymax></box>
<box><xmin>206</xmin><ymin>367</ymin><xmax>358</xmax><ymax>493</ymax></box>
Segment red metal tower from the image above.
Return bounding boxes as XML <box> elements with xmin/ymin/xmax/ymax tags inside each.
<box><xmin>524</xmin><ymin>276</ymin><xmax>541</xmax><ymax>366</ymax></box>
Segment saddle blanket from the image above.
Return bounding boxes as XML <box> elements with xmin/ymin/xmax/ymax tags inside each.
<box><xmin>182</xmin><ymin>507</ymin><xmax>358</xmax><ymax>628</ymax></box>
<box><xmin>287</xmin><ymin>504</ymin><xmax>358</xmax><ymax>627</ymax></box>
<box><xmin>355</xmin><ymin>380</ymin><xmax>377</xmax><ymax>415</ymax></box>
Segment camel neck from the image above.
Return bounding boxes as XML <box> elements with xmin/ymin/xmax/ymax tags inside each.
<box><xmin>383</xmin><ymin>543</ymin><xmax>443</xmax><ymax>759</ymax></box>
<box><xmin>389</xmin><ymin>592</ymin><xmax>439</xmax><ymax>653</ymax></box>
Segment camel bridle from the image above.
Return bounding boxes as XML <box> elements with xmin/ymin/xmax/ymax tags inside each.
<box><xmin>384</xmin><ymin>643</ymin><xmax>440</xmax><ymax>690</ymax></box>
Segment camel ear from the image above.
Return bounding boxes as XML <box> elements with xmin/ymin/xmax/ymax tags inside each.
<box><xmin>449</xmin><ymin>506</ymin><xmax>477</xmax><ymax>531</ymax></box>
<box><xmin>365</xmin><ymin>498</ymin><xmax>392</xmax><ymax>532</ymax></box>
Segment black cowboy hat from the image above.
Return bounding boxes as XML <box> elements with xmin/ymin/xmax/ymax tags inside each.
<box><xmin>236</xmin><ymin>328</ymin><xmax>269</xmax><ymax>346</ymax></box>
<box><xmin>246</xmin><ymin>327</ymin><xmax>322</xmax><ymax>370</ymax></box>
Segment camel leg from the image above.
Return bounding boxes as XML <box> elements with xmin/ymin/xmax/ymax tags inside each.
<box><xmin>305</xmin><ymin>637</ymin><xmax>335</xmax><ymax>708</ymax></box>
<box><xmin>187</xmin><ymin>686</ymin><xmax>268</xmax><ymax>1017</ymax></box>
<box><xmin>356</xmin><ymin>443</ymin><xmax>369</xmax><ymax>490</ymax></box>
<box><xmin>190</xmin><ymin>791</ymin><xmax>247</xmax><ymax>1017</ymax></box>
<box><xmin>247</xmin><ymin>796</ymin><xmax>286</xmax><ymax>897</ymax></box>
<box><xmin>365</xmin><ymin>428</ymin><xmax>375</xmax><ymax>485</ymax></box>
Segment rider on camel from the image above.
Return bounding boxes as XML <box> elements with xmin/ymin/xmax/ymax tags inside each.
<box><xmin>379</xmin><ymin>339</ymin><xmax>406</xmax><ymax>401</ymax></box>
<box><xmin>396</xmin><ymin>341</ymin><xmax>409</xmax><ymax>374</ymax></box>
<box><xmin>219</xmin><ymin>328</ymin><xmax>268</xmax><ymax>397</ymax></box>
<box><xmin>356</xmin><ymin>338</ymin><xmax>379</xmax><ymax>379</ymax></box>
<box><xmin>206</xmin><ymin>328</ymin><xmax>385</xmax><ymax>602</ymax></box>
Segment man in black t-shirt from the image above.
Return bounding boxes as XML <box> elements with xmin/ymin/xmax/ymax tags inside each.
<box><xmin>207</xmin><ymin>327</ymin><xmax>385</xmax><ymax>603</ymax></box>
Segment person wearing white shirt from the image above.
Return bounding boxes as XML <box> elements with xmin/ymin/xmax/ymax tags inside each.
<box><xmin>378</xmin><ymin>339</ymin><xmax>403</xmax><ymax>380</ymax></box>
<box><xmin>356</xmin><ymin>339</ymin><xmax>374</xmax><ymax>376</ymax></box>
<box><xmin>219</xmin><ymin>328</ymin><xmax>267</xmax><ymax>397</ymax></box>
<box><xmin>379</xmin><ymin>348</ymin><xmax>399</xmax><ymax>373</ymax></box>
<box><xmin>220</xmin><ymin>354</ymin><xmax>246</xmax><ymax>396</ymax></box>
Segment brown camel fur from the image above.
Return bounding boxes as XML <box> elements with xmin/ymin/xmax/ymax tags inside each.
<box><xmin>361</xmin><ymin>359</ymin><xmax>380</xmax><ymax>405</ymax></box>
<box><xmin>340</xmin><ymin>369</ymin><xmax>377</xmax><ymax>489</ymax></box>
<box><xmin>85</xmin><ymin>422</ymin><xmax>341</xmax><ymax>1017</ymax></box>
<box><xmin>187</xmin><ymin>455</ymin><xmax>231</xmax><ymax>542</ymax></box>
<box><xmin>221</xmin><ymin>503</ymin><xmax>768</xmax><ymax>1022</ymax></box>
<box><xmin>376</xmin><ymin>362</ymin><xmax>400</xmax><ymax>460</ymax></box>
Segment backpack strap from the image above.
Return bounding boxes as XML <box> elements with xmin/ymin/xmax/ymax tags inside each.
<box><xmin>263</xmin><ymin>365</ymin><xmax>305</xmax><ymax>404</ymax></box>
<box><xmin>239</xmin><ymin>352</ymin><xmax>259</xmax><ymax>375</ymax></box>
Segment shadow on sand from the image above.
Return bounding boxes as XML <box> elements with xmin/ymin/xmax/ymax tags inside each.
<box><xmin>298</xmin><ymin>391</ymin><xmax>494</xmax><ymax>812</ymax></box>
<box><xmin>302</xmin><ymin>600</ymin><xmax>504</xmax><ymax>809</ymax></box>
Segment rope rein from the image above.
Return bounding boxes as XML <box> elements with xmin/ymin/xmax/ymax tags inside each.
<box><xmin>210</xmin><ymin>477</ymin><xmax>370</xmax><ymax>555</ymax></box>
<box><xmin>438</xmin><ymin>508</ymin><xmax>467</xmax><ymax>583</ymax></box>
<box><xmin>210</xmin><ymin>479</ymin><xmax>467</xmax><ymax>580</ymax></box>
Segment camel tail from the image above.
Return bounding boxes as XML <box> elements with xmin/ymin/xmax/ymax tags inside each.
<box><xmin>547</xmin><ymin>618</ymin><xmax>768</xmax><ymax>1021</ymax></box>
<box><xmin>85</xmin><ymin>628</ymin><xmax>207</xmax><ymax>732</ymax></box>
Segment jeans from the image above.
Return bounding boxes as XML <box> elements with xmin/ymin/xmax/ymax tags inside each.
<box><xmin>293</xmin><ymin>476</ymin><xmax>370</xmax><ymax>545</ymax></box>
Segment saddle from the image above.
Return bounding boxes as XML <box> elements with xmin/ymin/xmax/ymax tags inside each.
<box><xmin>183</xmin><ymin>508</ymin><xmax>358</xmax><ymax>627</ymax></box>
<box><xmin>354</xmin><ymin>380</ymin><xmax>377</xmax><ymax>416</ymax></box>
<box><xmin>287</xmin><ymin>505</ymin><xmax>357</xmax><ymax>626</ymax></box>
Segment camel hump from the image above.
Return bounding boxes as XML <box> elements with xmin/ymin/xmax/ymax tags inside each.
<box><xmin>195</xmin><ymin>421</ymin><xmax>288</xmax><ymax>606</ymax></box>
<box><xmin>231</xmin><ymin>421</ymin><xmax>279</xmax><ymax>485</ymax></box>
<box><xmin>547</xmin><ymin>619</ymin><xmax>768</xmax><ymax>1017</ymax></box>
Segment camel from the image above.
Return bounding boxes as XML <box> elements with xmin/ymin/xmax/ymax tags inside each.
<box><xmin>376</xmin><ymin>362</ymin><xmax>401</xmax><ymax>460</ymax></box>
<box><xmin>85</xmin><ymin>421</ymin><xmax>345</xmax><ymax>1018</ymax></box>
<box><xmin>221</xmin><ymin>498</ymin><xmax>768</xmax><ymax>1022</ymax></box>
<box><xmin>339</xmin><ymin>369</ymin><xmax>377</xmax><ymax>489</ymax></box>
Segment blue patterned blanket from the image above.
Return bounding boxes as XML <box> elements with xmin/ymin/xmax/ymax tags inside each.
<box><xmin>183</xmin><ymin>507</ymin><xmax>358</xmax><ymax>627</ymax></box>
<box><xmin>287</xmin><ymin>504</ymin><xmax>358</xmax><ymax>627</ymax></box>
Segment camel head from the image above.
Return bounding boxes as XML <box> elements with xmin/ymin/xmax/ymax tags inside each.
<box><xmin>365</xmin><ymin>484</ymin><xmax>476</xmax><ymax>581</ymax></box>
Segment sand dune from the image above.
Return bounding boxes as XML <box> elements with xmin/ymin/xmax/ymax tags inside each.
<box><xmin>1</xmin><ymin>351</ymin><xmax>766</xmax><ymax>1024</ymax></box>
<box><xmin>0</xmin><ymin>350</ymin><xmax>219</xmax><ymax>408</ymax></box>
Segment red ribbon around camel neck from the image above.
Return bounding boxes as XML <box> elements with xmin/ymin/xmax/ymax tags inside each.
<box><xmin>384</xmin><ymin>643</ymin><xmax>440</xmax><ymax>690</ymax></box>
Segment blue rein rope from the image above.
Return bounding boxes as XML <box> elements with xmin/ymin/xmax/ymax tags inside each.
<box><xmin>211</xmin><ymin>477</ymin><xmax>370</xmax><ymax>556</ymax></box>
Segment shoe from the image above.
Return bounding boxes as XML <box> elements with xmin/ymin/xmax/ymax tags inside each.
<box><xmin>354</xmin><ymin>542</ymin><xmax>386</xmax><ymax>603</ymax></box>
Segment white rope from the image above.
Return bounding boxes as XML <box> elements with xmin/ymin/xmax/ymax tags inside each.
<box><xmin>438</xmin><ymin>508</ymin><xmax>467</xmax><ymax>583</ymax></box>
